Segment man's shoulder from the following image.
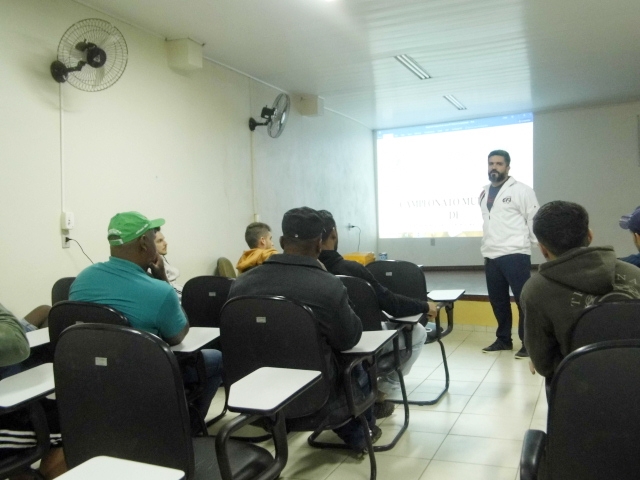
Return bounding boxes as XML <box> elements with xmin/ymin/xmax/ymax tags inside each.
<box><xmin>521</xmin><ymin>272</ymin><xmax>550</xmax><ymax>299</ymax></box>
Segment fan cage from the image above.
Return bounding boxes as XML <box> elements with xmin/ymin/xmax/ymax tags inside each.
<box><xmin>57</xmin><ymin>18</ymin><xmax>128</xmax><ymax>92</ymax></box>
<box><xmin>268</xmin><ymin>93</ymin><xmax>291</xmax><ymax>138</ymax></box>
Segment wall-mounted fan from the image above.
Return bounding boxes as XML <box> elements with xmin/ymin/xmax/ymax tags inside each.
<box><xmin>249</xmin><ymin>93</ymin><xmax>291</xmax><ymax>138</ymax></box>
<box><xmin>50</xmin><ymin>18</ymin><xmax>128</xmax><ymax>92</ymax></box>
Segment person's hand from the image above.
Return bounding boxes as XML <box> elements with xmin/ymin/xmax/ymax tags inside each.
<box><xmin>528</xmin><ymin>360</ymin><xmax>536</xmax><ymax>375</ymax></box>
<box><xmin>426</xmin><ymin>301</ymin><xmax>438</xmax><ymax>319</ymax></box>
<box><xmin>149</xmin><ymin>254</ymin><xmax>169</xmax><ymax>282</ymax></box>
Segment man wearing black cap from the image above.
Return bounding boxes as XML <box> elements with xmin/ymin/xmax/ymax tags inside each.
<box><xmin>229</xmin><ymin>207</ymin><xmax>378</xmax><ymax>453</ymax></box>
<box><xmin>619</xmin><ymin>206</ymin><xmax>640</xmax><ymax>267</ymax></box>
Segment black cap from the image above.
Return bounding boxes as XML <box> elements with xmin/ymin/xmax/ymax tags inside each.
<box><xmin>620</xmin><ymin>206</ymin><xmax>640</xmax><ymax>234</ymax></box>
<box><xmin>282</xmin><ymin>207</ymin><xmax>325</xmax><ymax>240</ymax></box>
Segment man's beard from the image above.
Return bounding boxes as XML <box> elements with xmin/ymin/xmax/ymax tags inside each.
<box><xmin>489</xmin><ymin>170</ymin><xmax>506</xmax><ymax>183</ymax></box>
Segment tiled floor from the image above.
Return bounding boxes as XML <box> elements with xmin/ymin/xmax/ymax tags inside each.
<box><xmin>206</xmin><ymin>330</ymin><xmax>548</xmax><ymax>480</ymax></box>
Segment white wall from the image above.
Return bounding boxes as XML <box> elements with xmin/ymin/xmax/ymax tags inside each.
<box><xmin>0</xmin><ymin>0</ymin><xmax>376</xmax><ymax>316</ymax></box>
<box><xmin>380</xmin><ymin>101</ymin><xmax>640</xmax><ymax>266</ymax></box>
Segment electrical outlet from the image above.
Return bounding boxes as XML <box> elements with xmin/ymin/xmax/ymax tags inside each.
<box><xmin>347</xmin><ymin>223</ymin><xmax>353</xmax><ymax>229</ymax></box>
<box><xmin>62</xmin><ymin>234</ymin><xmax>70</xmax><ymax>249</ymax></box>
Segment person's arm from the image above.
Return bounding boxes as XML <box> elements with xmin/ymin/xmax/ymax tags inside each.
<box><xmin>330</xmin><ymin>286</ymin><xmax>363</xmax><ymax>351</ymax></box>
<box><xmin>354</xmin><ymin>264</ymin><xmax>432</xmax><ymax>318</ymax></box>
<box><xmin>148</xmin><ymin>253</ymin><xmax>169</xmax><ymax>282</ymax></box>
<box><xmin>0</xmin><ymin>303</ymin><xmax>30</xmax><ymax>367</ymax></box>
<box><xmin>522</xmin><ymin>289</ymin><xmax>558</xmax><ymax>378</ymax></box>
<box><xmin>156</xmin><ymin>290</ymin><xmax>189</xmax><ymax>346</ymax></box>
<box><xmin>522</xmin><ymin>187</ymin><xmax>540</xmax><ymax>247</ymax></box>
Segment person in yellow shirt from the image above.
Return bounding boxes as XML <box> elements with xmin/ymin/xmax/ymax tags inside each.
<box><xmin>236</xmin><ymin>222</ymin><xmax>278</xmax><ymax>273</ymax></box>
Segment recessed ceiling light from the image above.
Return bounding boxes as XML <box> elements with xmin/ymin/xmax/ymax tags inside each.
<box><xmin>394</xmin><ymin>54</ymin><xmax>431</xmax><ymax>80</ymax></box>
<box><xmin>443</xmin><ymin>94</ymin><xmax>467</xmax><ymax>110</ymax></box>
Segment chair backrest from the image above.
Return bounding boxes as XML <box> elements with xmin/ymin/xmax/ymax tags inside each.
<box><xmin>569</xmin><ymin>300</ymin><xmax>640</xmax><ymax>351</ymax></box>
<box><xmin>337</xmin><ymin>275</ymin><xmax>386</xmax><ymax>331</ymax></box>
<box><xmin>546</xmin><ymin>339</ymin><xmax>640</xmax><ymax>479</ymax></box>
<box><xmin>182</xmin><ymin>276</ymin><xmax>234</xmax><ymax>328</ymax></box>
<box><xmin>54</xmin><ymin>323</ymin><xmax>195</xmax><ymax>477</ymax></box>
<box><xmin>51</xmin><ymin>277</ymin><xmax>75</xmax><ymax>305</ymax></box>
<box><xmin>214</xmin><ymin>257</ymin><xmax>237</xmax><ymax>278</ymax></box>
<box><xmin>48</xmin><ymin>301</ymin><xmax>130</xmax><ymax>349</ymax></box>
<box><xmin>220</xmin><ymin>296</ymin><xmax>331</xmax><ymax>419</ymax></box>
<box><xmin>366</xmin><ymin>260</ymin><xmax>427</xmax><ymax>301</ymax></box>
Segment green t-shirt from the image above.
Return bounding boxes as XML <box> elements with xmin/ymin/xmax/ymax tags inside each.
<box><xmin>0</xmin><ymin>303</ymin><xmax>30</xmax><ymax>367</ymax></box>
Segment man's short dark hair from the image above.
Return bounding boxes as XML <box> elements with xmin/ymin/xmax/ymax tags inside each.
<box><xmin>488</xmin><ymin>149</ymin><xmax>511</xmax><ymax>166</ymax></box>
<box><xmin>317</xmin><ymin>210</ymin><xmax>336</xmax><ymax>242</ymax></box>
<box><xmin>245</xmin><ymin>222</ymin><xmax>271</xmax><ymax>249</ymax></box>
<box><xmin>533</xmin><ymin>201</ymin><xmax>590</xmax><ymax>256</ymax></box>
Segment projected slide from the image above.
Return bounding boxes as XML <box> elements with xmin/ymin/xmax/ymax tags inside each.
<box><xmin>376</xmin><ymin>113</ymin><xmax>533</xmax><ymax>239</ymax></box>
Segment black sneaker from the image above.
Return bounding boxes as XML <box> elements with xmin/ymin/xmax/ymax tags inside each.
<box><xmin>482</xmin><ymin>340</ymin><xmax>513</xmax><ymax>352</ymax></box>
<box><xmin>373</xmin><ymin>400</ymin><xmax>395</xmax><ymax>419</ymax></box>
<box><xmin>515</xmin><ymin>345</ymin><xmax>529</xmax><ymax>358</ymax></box>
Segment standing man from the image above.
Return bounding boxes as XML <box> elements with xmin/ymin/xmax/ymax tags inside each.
<box><xmin>479</xmin><ymin>150</ymin><xmax>539</xmax><ymax>357</ymax></box>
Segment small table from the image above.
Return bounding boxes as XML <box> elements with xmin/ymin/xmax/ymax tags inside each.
<box><xmin>56</xmin><ymin>456</ymin><xmax>185</xmax><ymax>480</ymax></box>
<box><xmin>0</xmin><ymin>363</ymin><xmax>55</xmax><ymax>409</ymax></box>
<box><xmin>169</xmin><ymin>327</ymin><xmax>220</xmax><ymax>353</ymax></box>
<box><xmin>227</xmin><ymin>367</ymin><xmax>321</xmax><ymax>415</ymax></box>
<box><xmin>428</xmin><ymin>289</ymin><xmax>466</xmax><ymax>302</ymax></box>
<box><xmin>26</xmin><ymin>327</ymin><xmax>50</xmax><ymax>348</ymax></box>
<box><xmin>341</xmin><ymin>330</ymin><xmax>398</xmax><ymax>355</ymax></box>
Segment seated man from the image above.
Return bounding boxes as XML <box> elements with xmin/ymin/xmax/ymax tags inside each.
<box><xmin>0</xmin><ymin>302</ymin><xmax>66</xmax><ymax>479</ymax></box>
<box><xmin>153</xmin><ymin>227</ymin><xmax>183</xmax><ymax>298</ymax></box>
<box><xmin>618</xmin><ymin>206</ymin><xmax>640</xmax><ymax>267</ymax></box>
<box><xmin>229</xmin><ymin>207</ymin><xmax>378</xmax><ymax>454</ymax></box>
<box><xmin>523</xmin><ymin>201</ymin><xmax>640</xmax><ymax>380</ymax></box>
<box><xmin>317</xmin><ymin>210</ymin><xmax>433</xmax><ymax>417</ymax></box>
<box><xmin>69</xmin><ymin>211</ymin><xmax>222</xmax><ymax>431</ymax></box>
<box><xmin>236</xmin><ymin>222</ymin><xmax>278</xmax><ymax>273</ymax></box>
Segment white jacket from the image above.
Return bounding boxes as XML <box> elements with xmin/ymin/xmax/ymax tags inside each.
<box><xmin>479</xmin><ymin>176</ymin><xmax>539</xmax><ymax>259</ymax></box>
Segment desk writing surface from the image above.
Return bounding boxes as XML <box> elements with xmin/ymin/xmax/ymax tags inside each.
<box><xmin>228</xmin><ymin>367</ymin><xmax>321</xmax><ymax>414</ymax></box>
<box><xmin>427</xmin><ymin>289</ymin><xmax>466</xmax><ymax>302</ymax></box>
<box><xmin>169</xmin><ymin>327</ymin><xmax>220</xmax><ymax>352</ymax></box>
<box><xmin>341</xmin><ymin>330</ymin><xmax>397</xmax><ymax>355</ymax></box>
<box><xmin>27</xmin><ymin>327</ymin><xmax>50</xmax><ymax>348</ymax></box>
<box><xmin>385</xmin><ymin>312</ymin><xmax>423</xmax><ymax>324</ymax></box>
<box><xmin>0</xmin><ymin>363</ymin><xmax>55</xmax><ymax>408</ymax></box>
<box><xmin>56</xmin><ymin>456</ymin><xmax>185</xmax><ymax>480</ymax></box>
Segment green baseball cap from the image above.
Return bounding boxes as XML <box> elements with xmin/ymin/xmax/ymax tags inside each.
<box><xmin>107</xmin><ymin>211</ymin><xmax>165</xmax><ymax>246</ymax></box>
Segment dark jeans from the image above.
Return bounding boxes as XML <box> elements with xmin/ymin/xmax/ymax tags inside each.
<box><xmin>332</xmin><ymin>364</ymin><xmax>375</xmax><ymax>451</ymax></box>
<box><xmin>484</xmin><ymin>254</ymin><xmax>531</xmax><ymax>344</ymax></box>
<box><xmin>182</xmin><ymin>348</ymin><xmax>223</xmax><ymax>426</ymax></box>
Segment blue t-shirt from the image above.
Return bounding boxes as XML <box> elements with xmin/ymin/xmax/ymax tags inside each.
<box><xmin>69</xmin><ymin>256</ymin><xmax>187</xmax><ymax>340</ymax></box>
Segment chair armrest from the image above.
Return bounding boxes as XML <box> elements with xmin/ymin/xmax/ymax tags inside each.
<box><xmin>227</xmin><ymin>367</ymin><xmax>321</xmax><ymax>416</ymax></box>
<box><xmin>520</xmin><ymin>429</ymin><xmax>546</xmax><ymax>480</ymax></box>
<box><xmin>427</xmin><ymin>289</ymin><xmax>465</xmax><ymax>302</ymax></box>
<box><xmin>341</xmin><ymin>330</ymin><xmax>399</xmax><ymax>356</ymax></box>
<box><xmin>215</xmin><ymin>411</ymin><xmax>287</xmax><ymax>480</ymax></box>
<box><xmin>384</xmin><ymin>312</ymin><xmax>424</xmax><ymax>325</ymax></box>
<box><xmin>218</xmin><ymin>367</ymin><xmax>321</xmax><ymax>480</ymax></box>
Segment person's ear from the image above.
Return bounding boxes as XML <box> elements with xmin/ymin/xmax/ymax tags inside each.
<box><xmin>279</xmin><ymin>236</ymin><xmax>285</xmax><ymax>250</ymax></box>
<box><xmin>587</xmin><ymin>229</ymin><xmax>593</xmax><ymax>246</ymax></box>
<box><xmin>315</xmin><ymin>237</ymin><xmax>323</xmax><ymax>255</ymax></box>
<box><xmin>538</xmin><ymin>242</ymin><xmax>551</xmax><ymax>260</ymax></box>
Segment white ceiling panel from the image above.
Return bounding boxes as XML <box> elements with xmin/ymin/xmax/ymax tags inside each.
<box><xmin>74</xmin><ymin>0</ymin><xmax>640</xmax><ymax>129</ymax></box>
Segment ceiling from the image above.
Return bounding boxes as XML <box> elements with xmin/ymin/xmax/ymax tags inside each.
<box><xmin>76</xmin><ymin>0</ymin><xmax>640</xmax><ymax>130</ymax></box>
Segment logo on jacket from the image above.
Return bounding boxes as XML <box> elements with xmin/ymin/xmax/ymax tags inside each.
<box><xmin>502</xmin><ymin>196</ymin><xmax>512</xmax><ymax>203</ymax></box>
